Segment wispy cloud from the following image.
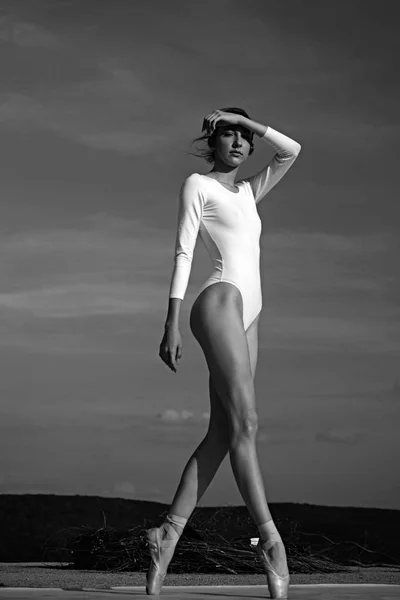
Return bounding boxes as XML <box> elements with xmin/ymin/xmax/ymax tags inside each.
<box><xmin>316</xmin><ymin>429</ymin><xmax>368</xmax><ymax>445</ymax></box>
<box><xmin>0</xmin><ymin>213</ymin><xmax>169</xmax><ymax>292</ymax></box>
<box><xmin>0</xmin><ymin>16</ymin><xmax>59</xmax><ymax>47</ymax></box>
<box><xmin>104</xmin><ymin>481</ymin><xmax>161</xmax><ymax>500</ymax></box>
<box><xmin>0</xmin><ymin>220</ymin><xmax>397</xmax><ymax>357</ymax></box>
<box><xmin>0</xmin><ymin>282</ymin><xmax>163</xmax><ymax>318</ymax></box>
<box><xmin>263</xmin><ymin>232</ymin><xmax>398</xmax><ymax>353</ymax></box>
<box><xmin>158</xmin><ymin>408</ymin><xmax>209</xmax><ymax>423</ymax></box>
<box><xmin>0</xmin><ymin>64</ymin><xmax>191</xmax><ymax>154</ymax></box>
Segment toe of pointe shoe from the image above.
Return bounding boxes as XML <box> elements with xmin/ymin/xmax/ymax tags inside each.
<box><xmin>256</xmin><ymin>540</ymin><xmax>290</xmax><ymax>599</ymax></box>
<box><xmin>265</xmin><ymin>571</ymin><xmax>290</xmax><ymax>599</ymax></box>
<box><xmin>146</xmin><ymin>563</ymin><xmax>166</xmax><ymax>596</ymax></box>
<box><xmin>145</xmin><ymin>527</ymin><xmax>177</xmax><ymax>596</ymax></box>
<box><xmin>145</xmin><ymin>528</ymin><xmax>164</xmax><ymax>595</ymax></box>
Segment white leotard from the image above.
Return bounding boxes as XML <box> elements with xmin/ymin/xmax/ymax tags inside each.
<box><xmin>169</xmin><ymin>126</ymin><xmax>301</xmax><ymax>330</ymax></box>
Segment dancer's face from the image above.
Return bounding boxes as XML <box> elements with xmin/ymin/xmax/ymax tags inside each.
<box><xmin>213</xmin><ymin>124</ymin><xmax>252</xmax><ymax>166</ymax></box>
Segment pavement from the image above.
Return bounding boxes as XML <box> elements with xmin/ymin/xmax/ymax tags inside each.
<box><xmin>0</xmin><ymin>584</ymin><xmax>400</xmax><ymax>599</ymax></box>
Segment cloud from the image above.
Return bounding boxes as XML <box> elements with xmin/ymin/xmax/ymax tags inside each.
<box><xmin>112</xmin><ymin>481</ymin><xmax>136</xmax><ymax>497</ymax></box>
<box><xmin>109</xmin><ymin>482</ymin><xmax>161</xmax><ymax>500</ymax></box>
<box><xmin>0</xmin><ymin>64</ymin><xmax>189</xmax><ymax>154</ymax></box>
<box><xmin>266</xmin><ymin>314</ymin><xmax>399</xmax><ymax>354</ymax></box>
<box><xmin>0</xmin><ymin>17</ymin><xmax>59</xmax><ymax>47</ymax></box>
<box><xmin>79</xmin><ymin>131</ymin><xmax>171</xmax><ymax>154</ymax></box>
<box><xmin>158</xmin><ymin>409</ymin><xmax>209</xmax><ymax>423</ymax></box>
<box><xmin>0</xmin><ymin>214</ymin><xmax>171</xmax><ymax>317</ymax></box>
<box><xmin>0</xmin><ymin>214</ymin><xmax>175</xmax><ymax>352</ymax></box>
<box><xmin>0</xmin><ymin>220</ymin><xmax>398</xmax><ymax>357</ymax></box>
<box><xmin>261</xmin><ymin>231</ymin><xmax>399</xmax><ymax>354</ymax></box>
<box><xmin>0</xmin><ymin>282</ymin><xmax>163</xmax><ymax>318</ymax></box>
<box><xmin>315</xmin><ymin>429</ymin><xmax>368</xmax><ymax>445</ymax></box>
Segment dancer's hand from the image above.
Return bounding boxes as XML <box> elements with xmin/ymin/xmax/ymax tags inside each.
<box><xmin>202</xmin><ymin>109</ymin><xmax>244</xmax><ymax>135</ymax></box>
<box><xmin>159</xmin><ymin>326</ymin><xmax>182</xmax><ymax>373</ymax></box>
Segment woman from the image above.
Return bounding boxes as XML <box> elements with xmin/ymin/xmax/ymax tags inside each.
<box><xmin>146</xmin><ymin>108</ymin><xmax>301</xmax><ymax>598</ymax></box>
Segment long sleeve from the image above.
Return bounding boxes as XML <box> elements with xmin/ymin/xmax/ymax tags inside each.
<box><xmin>245</xmin><ymin>126</ymin><xmax>301</xmax><ymax>204</ymax></box>
<box><xmin>169</xmin><ymin>174</ymin><xmax>206</xmax><ymax>300</ymax></box>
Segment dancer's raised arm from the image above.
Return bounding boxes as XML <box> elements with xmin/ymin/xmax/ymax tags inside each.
<box><xmin>238</xmin><ymin>118</ymin><xmax>301</xmax><ymax>204</ymax></box>
<box><xmin>202</xmin><ymin>110</ymin><xmax>301</xmax><ymax>204</ymax></box>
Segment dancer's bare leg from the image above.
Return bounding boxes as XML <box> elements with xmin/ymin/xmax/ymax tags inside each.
<box><xmin>164</xmin><ymin>376</ymin><xmax>230</xmax><ymax>538</ymax></box>
<box><xmin>188</xmin><ymin>283</ymin><xmax>289</xmax><ymax>576</ymax></box>
<box><xmin>165</xmin><ymin>312</ymin><xmax>261</xmax><ymax>535</ymax></box>
<box><xmin>145</xmin><ymin>417</ymin><xmax>230</xmax><ymax>596</ymax></box>
<box><xmin>167</xmin><ymin>312</ymin><xmax>261</xmax><ymax>528</ymax></box>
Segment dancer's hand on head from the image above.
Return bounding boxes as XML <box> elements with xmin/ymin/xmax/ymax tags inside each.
<box><xmin>159</xmin><ymin>327</ymin><xmax>182</xmax><ymax>373</ymax></box>
<box><xmin>202</xmin><ymin>109</ymin><xmax>243</xmax><ymax>135</ymax></box>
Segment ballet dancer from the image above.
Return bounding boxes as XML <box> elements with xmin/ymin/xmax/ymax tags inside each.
<box><xmin>146</xmin><ymin>107</ymin><xmax>301</xmax><ymax>597</ymax></box>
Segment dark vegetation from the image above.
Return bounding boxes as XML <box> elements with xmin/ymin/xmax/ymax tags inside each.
<box><xmin>1</xmin><ymin>494</ymin><xmax>399</xmax><ymax>574</ymax></box>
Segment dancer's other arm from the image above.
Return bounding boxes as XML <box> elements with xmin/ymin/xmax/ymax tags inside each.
<box><xmin>161</xmin><ymin>176</ymin><xmax>204</xmax><ymax>373</ymax></box>
<box><xmin>161</xmin><ymin>296</ymin><xmax>182</xmax><ymax>373</ymax></box>
<box><xmin>166</xmin><ymin>174</ymin><xmax>205</xmax><ymax>328</ymax></box>
<box><xmin>165</xmin><ymin>298</ymin><xmax>181</xmax><ymax>330</ymax></box>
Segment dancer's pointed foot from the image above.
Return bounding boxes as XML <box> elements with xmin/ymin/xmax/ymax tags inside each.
<box><xmin>145</xmin><ymin>526</ymin><xmax>179</xmax><ymax>595</ymax></box>
<box><xmin>256</xmin><ymin>539</ymin><xmax>290</xmax><ymax>599</ymax></box>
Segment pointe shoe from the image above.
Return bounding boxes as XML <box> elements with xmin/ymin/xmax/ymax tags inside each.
<box><xmin>256</xmin><ymin>539</ymin><xmax>290</xmax><ymax>599</ymax></box>
<box><xmin>145</xmin><ymin>526</ymin><xmax>179</xmax><ymax>595</ymax></box>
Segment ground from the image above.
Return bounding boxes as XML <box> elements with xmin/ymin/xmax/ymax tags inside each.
<box><xmin>1</xmin><ymin>563</ymin><xmax>400</xmax><ymax>588</ymax></box>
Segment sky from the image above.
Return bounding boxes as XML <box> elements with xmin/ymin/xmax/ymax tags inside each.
<box><xmin>0</xmin><ymin>0</ymin><xmax>399</xmax><ymax>511</ymax></box>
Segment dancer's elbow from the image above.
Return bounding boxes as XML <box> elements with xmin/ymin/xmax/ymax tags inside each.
<box><xmin>293</xmin><ymin>141</ymin><xmax>302</xmax><ymax>156</ymax></box>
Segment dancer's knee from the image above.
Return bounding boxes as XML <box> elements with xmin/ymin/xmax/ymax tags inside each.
<box><xmin>229</xmin><ymin>412</ymin><xmax>259</xmax><ymax>448</ymax></box>
<box><xmin>225</xmin><ymin>377</ymin><xmax>258</xmax><ymax>439</ymax></box>
<box><xmin>212</xmin><ymin>375</ymin><xmax>259</xmax><ymax>449</ymax></box>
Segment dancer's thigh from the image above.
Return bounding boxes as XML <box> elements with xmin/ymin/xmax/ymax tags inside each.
<box><xmin>207</xmin><ymin>311</ymin><xmax>259</xmax><ymax>439</ymax></box>
<box><xmin>190</xmin><ymin>282</ymin><xmax>256</xmax><ymax>425</ymax></box>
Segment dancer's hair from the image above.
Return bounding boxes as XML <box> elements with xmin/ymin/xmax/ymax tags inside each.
<box><xmin>188</xmin><ymin>107</ymin><xmax>255</xmax><ymax>164</ymax></box>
